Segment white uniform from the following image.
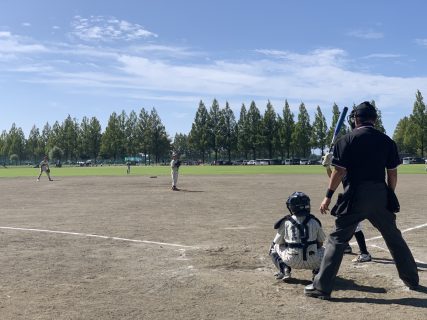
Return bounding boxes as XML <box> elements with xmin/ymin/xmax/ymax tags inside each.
<box><xmin>170</xmin><ymin>159</ymin><xmax>179</xmax><ymax>187</ymax></box>
<box><xmin>273</xmin><ymin>214</ymin><xmax>326</xmax><ymax>270</ymax></box>
<box><xmin>40</xmin><ymin>160</ymin><xmax>49</xmax><ymax>172</ymax></box>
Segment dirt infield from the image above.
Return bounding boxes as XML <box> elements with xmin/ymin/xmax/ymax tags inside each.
<box><xmin>0</xmin><ymin>174</ymin><xmax>426</xmax><ymax>319</ymax></box>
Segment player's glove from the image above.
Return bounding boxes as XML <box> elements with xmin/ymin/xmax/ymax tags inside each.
<box><xmin>175</xmin><ymin>160</ymin><xmax>181</xmax><ymax>168</ymax></box>
<box><xmin>321</xmin><ymin>153</ymin><xmax>333</xmax><ymax>167</ymax></box>
<box><xmin>46</xmin><ymin>168</ymin><xmax>50</xmax><ymax>173</ymax></box>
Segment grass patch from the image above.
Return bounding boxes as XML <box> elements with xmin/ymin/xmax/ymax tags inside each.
<box><xmin>0</xmin><ymin>164</ymin><xmax>425</xmax><ymax>178</ymax></box>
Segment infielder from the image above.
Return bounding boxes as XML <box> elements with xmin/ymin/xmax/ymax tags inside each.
<box><xmin>37</xmin><ymin>156</ymin><xmax>53</xmax><ymax>181</ymax></box>
<box><xmin>170</xmin><ymin>152</ymin><xmax>181</xmax><ymax>191</ymax></box>
<box><xmin>269</xmin><ymin>192</ymin><xmax>326</xmax><ymax>281</ymax></box>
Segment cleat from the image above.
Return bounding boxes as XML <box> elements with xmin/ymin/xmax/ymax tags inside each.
<box><xmin>352</xmin><ymin>253</ymin><xmax>372</xmax><ymax>263</ymax></box>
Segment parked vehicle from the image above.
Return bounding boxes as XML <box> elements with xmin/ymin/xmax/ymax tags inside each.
<box><xmin>256</xmin><ymin>159</ymin><xmax>272</xmax><ymax>165</ymax></box>
<box><xmin>300</xmin><ymin>159</ymin><xmax>309</xmax><ymax>165</ymax></box>
<box><xmin>247</xmin><ymin>160</ymin><xmax>256</xmax><ymax>165</ymax></box>
<box><xmin>283</xmin><ymin>158</ymin><xmax>300</xmax><ymax>165</ymax></box>
<box><xmin>402</xmin><ymin>157</ymin><xmax>425</xmax><ymax>164</ymax></box>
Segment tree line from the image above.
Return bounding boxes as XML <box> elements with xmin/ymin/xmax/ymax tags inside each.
<box><xmin>173</xmin><ymin>99</ymin><xmax>385</xmax><ymax>163</ymax></box>
<box><xmin>0</xmin><ymin>108</ymin><xmax>169</xmax><ymax>165</ymax></box>
<box><xmin>1</xmin><ymin>91</ymin><xmax>425</xmax><ymax>165</ymax></box>
<box><xmin>392</xmin><ymin>90</ymin><xmax>427</xmax><ymax>158</ymax></box>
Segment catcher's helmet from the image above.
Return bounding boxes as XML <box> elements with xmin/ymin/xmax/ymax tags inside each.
<box><xmin>286</xmin><ymin>192</ymin><xmax>310</xmax><ymax>216</ymax></box>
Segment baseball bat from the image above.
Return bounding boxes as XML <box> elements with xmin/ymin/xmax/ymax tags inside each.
<box><xmin>329</xmin><ymin>106</ymin><xmax>348</xmax><ymax>152</ymax></box>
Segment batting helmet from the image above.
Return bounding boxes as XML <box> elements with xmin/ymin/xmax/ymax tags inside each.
<box><xmin>348</xmin><ymin>101</ymin><xmax>378</xmax><ymax>129</ymax></box>
<box><xmin>286</xmin><ymin>192</ymin><xmax>310</xmax><ymax>216</ymax></box>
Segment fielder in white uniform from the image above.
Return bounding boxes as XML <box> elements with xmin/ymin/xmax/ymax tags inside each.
<box><xmin>170</xmin><ymin>152</ymin><xmax>181</xmax><ymax>191</ymax></box>
<box><xmin>37</xmin><ymin>156</ymin><xmax>53</xmax><ymax>181</ymax></box>
<box><xmin>270</xmin><ymin>192</ymin><xmax>326</xmax><ymax>281</ymax></box>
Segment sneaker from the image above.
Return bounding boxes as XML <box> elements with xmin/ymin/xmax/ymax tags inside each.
<box><xmin>304</xmin><ymin>284</ymin><xmax>331</xmax><ymax>300</ymax></box>
<box><xmin>36</xmin><ymin>178</ymin><xmax>40</xmax><ymax>182</ymax></box>
<box><xmin>172</xmin><ymin>186</ymin><xmax>179</xmax><ymax>191</ymax></box>
<box><xmin>352</xmin><ymin>253</ymin><xmax>372</xmax><ymax>263</ymax></box>
<box><xmin>344</xmin><ymin>245</ymin><xmax>352</xmax><ymax>254</ymax></box>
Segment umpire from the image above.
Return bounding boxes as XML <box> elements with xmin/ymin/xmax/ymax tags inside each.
<box><xmin>305</xmin><ymin>101</ymin><xmax>419</xmax><ymax>300</ymax></box>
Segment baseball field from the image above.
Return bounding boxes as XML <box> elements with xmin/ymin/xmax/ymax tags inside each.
<box><xmin>0</xmin><ymin>165</ymin><xmax>426</xmax><ymax>319</ymax></box>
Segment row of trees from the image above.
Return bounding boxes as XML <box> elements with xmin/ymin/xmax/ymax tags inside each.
<box><xmin>0</xmin><ymin>108</ymin><xmax>170</xmax><ymax>165</ymax></box>
<box><xmin>393</xmin><ymin>90</ymin><xmax>427</xmax><ymax>158</ymax></box>
<box><xmin>1</xmin><ymin>91</ymin><xmax>425</xmax><ymax>165</ymax></box>
<box><xmin>173</xmin><ymin>99</ymin><xmax>385</xmax><ymax>162</ymax></box>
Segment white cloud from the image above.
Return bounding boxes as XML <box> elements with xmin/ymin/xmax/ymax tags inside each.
<box><xmin>256</xmin><ymin>48</ymin><xmax>347</xmax><ymax>67</ymax></box>
<box><xmin>347</xmin><ymin>29</ymin><xmax>384</xmax><ymax>39</ymax></box>
<box><xmin>362</xmin><ymin>53</ymin><xmax>402</xmax><ymax>59</ymax></box>
<box><xmin>0</xmin><ymin>32</ymin><xmax>48</xmax><ymax>53</ymax></box>
<box><xmin>2</xmin><ymin>27</ymin><xmax>425</xmax><ymax>135</ymax></box>
<box><xmin>21</xmin><ymin>22</ymin><xmax>31</xmax><ymax>27</ymax></box>
<box><xmin>415</xmin><ymin>38</ymin><xmax>427</xmax><ymax>47</ymax></box>
<box><xmin>70</xmin><ymin>15</ymin><xmax>157</xmax><ymax>42</ymax></box>
<box><xmin>0</xmin><ymin>31</ymin><xmax>12</xmax><ymax>38</ymax></box>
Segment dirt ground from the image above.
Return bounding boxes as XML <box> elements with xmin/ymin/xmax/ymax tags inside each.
<box><xmin>0</xmin><ymin>173</ymin><xmax>426</xmax><ymax>320</ymax></box>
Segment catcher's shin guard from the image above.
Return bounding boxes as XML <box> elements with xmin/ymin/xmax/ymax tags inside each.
<box><xmin>270</xmin><ymin>252</ymin><xmax>286</xmax><ymax>273</ymax></box>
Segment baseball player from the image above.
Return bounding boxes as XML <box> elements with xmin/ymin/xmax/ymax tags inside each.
<box><xmin>170</xmin><ymin>152</ymin><xmax>181</xmax><ymax>191</ymax></box>
<box><xmin>269</xmin><ymin>192</ymin><xmax>326</xmax><ymax>281</ymax></box>
<box><xmin>37</xmin><ymin>156</ymin><xmax>53</xmax><ymax>181</ymax></box>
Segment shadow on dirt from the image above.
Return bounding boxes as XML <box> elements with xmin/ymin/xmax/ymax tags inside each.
<box><xmin>178</xmin><ymin>189</ymin><xmax>205</xmax><ymax>193</ymax></box>
<box><xmin>334</xmin><ymin>277</ymin><xmax>387</xmax><ymax>294</ymax></box>
<box><xmin>333</xmin><ymin>294</ymin><xmax>427</xmax><ymax>307</ymax></box>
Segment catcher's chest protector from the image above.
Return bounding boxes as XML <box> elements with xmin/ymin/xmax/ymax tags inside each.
<box><xmin>285</xmin><ymin>215</ymin><xmax>318</xmax><ymax>261</ymax></box>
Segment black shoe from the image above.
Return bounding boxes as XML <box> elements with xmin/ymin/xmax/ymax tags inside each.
<box><xmin>404</xmin><ymin>282</ymin><xmax>419</xmax><ymax>290</ymax></box>
<box><xmin>304</xmin><ymin>284</ymin><xmax>331</xmax><ymax>300</ymax></box>
<box><xmin>344</xmin><ymin>245</ymin><xmax>352</xmax><ymax>254</ymax></box>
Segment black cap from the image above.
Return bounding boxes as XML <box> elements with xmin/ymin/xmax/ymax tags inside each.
<box><xmin>355</xmin><ymin>101</ymin><xmax>377</xmax><ymax>118</ymax></box>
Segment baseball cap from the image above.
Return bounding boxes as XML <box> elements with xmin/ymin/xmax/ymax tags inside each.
<box><xmin>355</xmin><ymin>101</ymin><xmax>377</xmax><ymax>118</ymax></box>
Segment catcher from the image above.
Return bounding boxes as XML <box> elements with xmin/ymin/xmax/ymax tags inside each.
<box><xmin>269</xmin><ymin>192</ymin><xmax>326</xmax><ymax>281</ymax></box>
<box><xmin>37</xmin><ymin>155</ymin><xmax>53</xmax><ymax>181</ymax></box>
<box><xmin>170</xmin><ymin>152</ymin><xmax>181</xmax><ymax>191</ymax></box>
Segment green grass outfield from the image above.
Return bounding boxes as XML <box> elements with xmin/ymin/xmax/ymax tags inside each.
<box><xmin>0</xmin><ymin>164</ymin><xmax>426</xmax><ymax>178</ymax></box>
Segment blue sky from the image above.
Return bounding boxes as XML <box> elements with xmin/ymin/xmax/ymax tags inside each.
<box><xmin>1</xmin><ymin>0</ymin><xmax>427</xmax><ymax>137</ymax></box>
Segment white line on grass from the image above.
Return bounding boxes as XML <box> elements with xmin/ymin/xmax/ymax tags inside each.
<box><xmin>0</xmin><ymin>226</ymin><xmax>198</xmax><ymax>249</ymax></box>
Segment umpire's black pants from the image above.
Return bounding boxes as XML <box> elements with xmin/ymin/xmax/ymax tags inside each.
<box><xmin>313</xmin><ymin>182</ymin><xmax>419</xmax><ymax>294</ymax></box>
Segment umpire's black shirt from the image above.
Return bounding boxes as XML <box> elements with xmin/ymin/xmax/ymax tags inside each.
<box><xmin>332</xmin><ymin>125</ymin><xmax>401</xmax><ymax>185</ymax></box>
